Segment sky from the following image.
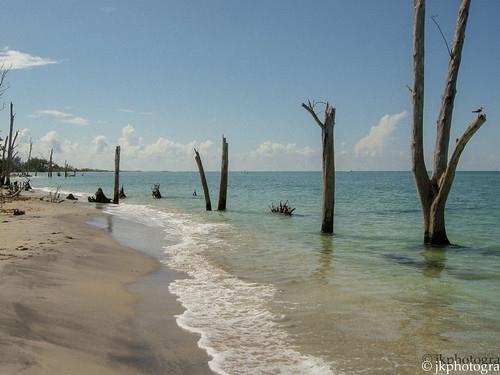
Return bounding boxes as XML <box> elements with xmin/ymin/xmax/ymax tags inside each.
<box><xmin>0</xmin><ymin>0</ymin><xmax>498</xmax><ymax>171</ymax></box>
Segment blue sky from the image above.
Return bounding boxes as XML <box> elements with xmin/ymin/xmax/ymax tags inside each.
<box><xmin>1</xmin><ymin>0</ymin><xmax>498</xmax><ymax>171</ymax></box>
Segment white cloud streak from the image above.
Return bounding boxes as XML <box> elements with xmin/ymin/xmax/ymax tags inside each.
<box><xmin>0</xmin><ymin>48</ymin><xmax>59</xmax><ymax>70</ymax></box>
<box><xmin>118</xmin><ymin>108</ymin><xmax>153</xmax><ymax>116</ymax></box>
<box><xmin>31</xmin><ymin>109</ymin><xmax>89</xmax><ymax>126</ymax></box>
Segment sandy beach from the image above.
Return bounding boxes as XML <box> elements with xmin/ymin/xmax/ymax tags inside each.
<box><xmin>0</xmin><ymin>193</ymin><xmax>212</xmax><ymax>374</ymax></box>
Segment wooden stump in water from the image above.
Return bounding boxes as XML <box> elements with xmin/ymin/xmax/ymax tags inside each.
<box><xmin>152</xmin><ymin>184</ymin><xmax>162</xmax><ymax>199</ymax></box>
<box><xmin>119</xmin><ymin>185</ymin><xmax>126</xmax><ymax>198</ymax></box>
<box><xmin>270</xmin><ymin>200</ymin><xmax>296</xmax><ymax>216</ymax></box>
<box><xmin>113</xmin><ymin>146</ymin><xmax>120</xmax><ymax>204</ymax></box>
<box><xmin>88</xmin><ymin>188</ymin><xmax>111</xmax><ymax>203</ymax></box>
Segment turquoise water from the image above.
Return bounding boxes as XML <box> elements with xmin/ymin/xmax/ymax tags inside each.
<box><xmin>32</xmin><ymin>171</ymin><xmax>500</xmax><ymax>374</ymax></box>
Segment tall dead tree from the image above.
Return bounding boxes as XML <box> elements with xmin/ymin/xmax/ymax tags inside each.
<box><xmin>217</xmin><ymin>135</ymin><xmax>228</xmax><ymax>211</ymax></box>
<box><xmin>113</xmin><ymin>146</ymin><xmax>120</xmax><ymax>204</ymax></box>
<box><xmin>411</xmin><ymin>0</ymin><xmax>486</xmax><ymax>245</ymax></box>
<box><xmin>194</xmin><ymin>148</ymin><xmax>212</xmax><ymax>211</ymax></box>
<box><xmin>26</xmin><ymin>138</ymin><xmax>32</xmax><ymax>175</ymax></box>
<box><xmin>302</xmin><ymin>100</ymin><xmax>336</xmax><ymax>234</ymax></box>
<box><xmin>5</xmin><ymin>102</ymin><xmax>15</xmax><ymax>185</ymax></box>
<box><xmin>1</xmin><ymin>136</ymin><xmax>8</xmax><ymax>185</ymax></box>
<box><xmin>48</xmin><ymin>148</ymin><xmax>53</xmax><ymax>177</ymax></box>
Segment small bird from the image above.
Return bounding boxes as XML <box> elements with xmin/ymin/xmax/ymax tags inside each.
<box><xmin>472</xmin><ymin>106</ymin><xmax>483</xmax><ymax>114</ymax></box>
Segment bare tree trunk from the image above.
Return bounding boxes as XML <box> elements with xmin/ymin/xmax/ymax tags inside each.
<box><xmin>217</xmin><ymin>136</ymin><xmax>228</xmax><ymax>211</ymax></box>
<box><xmin>411</xmin><ymin>0</ymin><xmax>486</xmax><ymax>246</ymax></box>
<box><xmin>1</xmin><ymin>136</ymin><xmax>8</xmax><ymax>185</ymax></box>
<box><xmin>431</xmin><ymin>0</ymin><xmax>471</xmax><ymax>184</ymax></box>
<box><xmin>48</xmin><ymin>149</ymin><xmax>53</xmax><ymax>178</ymax></box>
<box><xmin>302</xmin><ymin>101</ymin><xmax>336</xmax><ymax>234</ymax></box>
<box><xmin>194</xmin><ymin>148</ymin><xmax>211</xmax><ymax>211</ymax></box>
<box><xmin>5</xmin><ymin>102</ymin><xmax>14</xmax><ymax>185</ymax></box>
<box><xmin>27</xmin><ymin>139</ymin><xmax>32</xmax><ymax>176</ymax></box>
<box><xmin>113</xmin><ymin>146</ymin><xmax>120</xmax><ymax>204</ymax></box>
<box><xmin>64</xmin><ymin>161</ymin><xmax>68</xmax><ymax>178</ymax></box>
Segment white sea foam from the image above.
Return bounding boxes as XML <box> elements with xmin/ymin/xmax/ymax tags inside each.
<box><xmin>104</xmin><ymin>203</ymin><xmax>335</xmax><ymax>375</ymax></box>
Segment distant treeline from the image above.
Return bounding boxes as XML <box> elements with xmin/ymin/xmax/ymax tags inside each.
<box><xmin>0</xmin><ymin>156</ymin><xmax>108</xmax><ymax>173</ymax></box>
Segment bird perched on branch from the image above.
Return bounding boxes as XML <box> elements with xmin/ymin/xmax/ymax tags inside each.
<box><xmin>472</xmin><ymin>106</ymin><xmax>483</xmax><ymax>114</ymax></box>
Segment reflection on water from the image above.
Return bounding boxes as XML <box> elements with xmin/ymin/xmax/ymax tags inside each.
<box><xmin>313</xmin><ymin>235</ymin><xmax>334</xmax><ymax>284</ymax></box>
<box><xmin>422</xmin><ymin>247</ymin><xmax>447</xmax><ymax>278</ymax></box>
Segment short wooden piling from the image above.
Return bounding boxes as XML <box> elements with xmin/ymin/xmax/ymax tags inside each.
<box><xmin>217</xmin><ymin>136</ymin><xmax>228</xmax><ymax>211</ymax></box>
<box><xmin>113</xmin><ymin>146</ymin><xmax>120</xmax><ymax>204</ymax></box>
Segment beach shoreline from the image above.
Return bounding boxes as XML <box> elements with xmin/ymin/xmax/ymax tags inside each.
<box><xmin>0</xmin><ymin>193</ymin><xmax>212</xmax><ymax>374</ymax></box>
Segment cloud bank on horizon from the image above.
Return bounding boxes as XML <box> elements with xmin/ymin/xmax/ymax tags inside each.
<box><xmin>16</xmin><ymin>111</ymin><xmax>413</xmax><ymax>171</ymax></box>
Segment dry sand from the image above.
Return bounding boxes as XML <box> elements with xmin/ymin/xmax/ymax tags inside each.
<box><xmin>0</xmin><ymin>193</ymin><xmax>212</xmax><ymax>374</ymax></box>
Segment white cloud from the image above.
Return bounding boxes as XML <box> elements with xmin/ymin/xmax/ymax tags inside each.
<box><xmin>354</xmin><ymin>111</ymin><xmax>407</xmax><ymax>157</ymax></box>
<box><xmin>118</xmin><ymin>124</ymin><xmax>142</xmax><ymax>149</ymax></box>
<box><xmin>118</xmin><ymin>108</ymin><xmax>153</xmax><ymax>116</ymax></box>
<box><xmin>18</xmin><ymin>128</ymin><xmax>31</xmax><ymax>143</ymax></box>
<box><xmin>244</xmin><ymin>141</ymin><xmax>318</xmax><ymax>170</ymax></box>
<box><xmin>92</xmin><ymin>135</ymin><xmax>108</xmax><ymax>153</ymax></box>
<box><xmin>0</xmin><ymin>48</ymin><xmax>59</xmax><ymax>70</ymax></box>
<box><xmin>251</xmin><ymin>141</ymin><xmax>314</xmax><ymax>158</ymax></box>
<box><xmin>31</xmin><ymin>109</ymin><xmax>89</xmax><ymax>126</ymax></box>
<box><xmin>115</xmin><ymin>124</ymin><xmax>214</xmax><ymax>169</ymax></box>
<box><xmin>39</xmin><ymin>130</ymin><xmax>61</xmax><ymax>153</ymax></box>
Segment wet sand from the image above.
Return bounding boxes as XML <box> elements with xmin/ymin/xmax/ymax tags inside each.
<box><xmin>0</xmin><ymin>194</ymin><xmax>212</xmax><ymax>374</ymax></box>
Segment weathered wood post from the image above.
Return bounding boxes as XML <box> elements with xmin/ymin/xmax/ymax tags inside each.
<box><xmin>48</xmin><ymin>148</ymin><xmax>53</xmax><ymax>178</ymax></box>
<box><xmin>194</xmin><ymin>148</ymin><xmax>212</xmax><ymax>211</ymax></box>
<box><xmin>302</xmin><ymin>100</ymin><xmax>336</xmax><ymax>234</ymax></box>
<box><xmin>217</xmin><ymin>135</ymin><xmax>228</xmax><ymax>211</ymax></box>
<box><xmin>5</xmin><ymin>102</ymin><xmax>14</xmax><ymax>185</ymax></box>
<box><xmin>113</xmin><ymin>146</ymin><xmax>120</xmax><ymax>204</ymax></box>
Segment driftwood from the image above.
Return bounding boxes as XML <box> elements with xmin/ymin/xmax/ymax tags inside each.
<box><xmin>270</xmin><ymin>200</ymin><xmax>296</xmax><ymax>216</ymax></box>
<box><xmin>47</xmin><ymin>187</ymin><xmax>65</xmax><ymax>203</ymax></box>
<box><xmin>152</xmin><ymin>184</ymin><xmax>161</xmax><ymax>199</ymax></box>
<box><xmin>0</xmin><ymin>208</ymin><xmax>25</xmax><ymax>216</ymax></box>
<box><xmin>2</xmin><ymin>188</ymin><xmax>22</xmax><ymax>200</ymax></box>
<box><xmin>88</xmin><ymin>188</ymin><xmax>111</xmax><ymax>203</ymax></box>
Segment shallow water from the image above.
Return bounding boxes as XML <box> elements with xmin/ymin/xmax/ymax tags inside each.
<box><xmin>32</xmin><ymin>171</ymin><xmax>500</xmax><ymax>374</ymax></box>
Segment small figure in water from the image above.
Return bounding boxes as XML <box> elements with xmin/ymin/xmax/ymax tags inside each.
<box><xmin>193</xmin><ymin>189</ymin><xmax>197</xmax><ymax>197</ymax></box>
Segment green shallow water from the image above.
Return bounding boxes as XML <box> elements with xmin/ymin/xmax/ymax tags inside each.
<box><xmin>32</xmin><ymin>171</ymin><xmax>500</xmax><ymax>374</ymax></box>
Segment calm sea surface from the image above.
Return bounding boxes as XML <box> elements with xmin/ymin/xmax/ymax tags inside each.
<box><xmin>32</xmin><ymin>171</ymin><xmax>500</xmax><ymax>374</ymax></box>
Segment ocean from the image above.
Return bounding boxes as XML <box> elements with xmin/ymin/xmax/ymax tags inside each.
<box><xmin>32</xmin><ymin>171</ymin><xmax>500</xmax><ymax>374</ymax></box>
